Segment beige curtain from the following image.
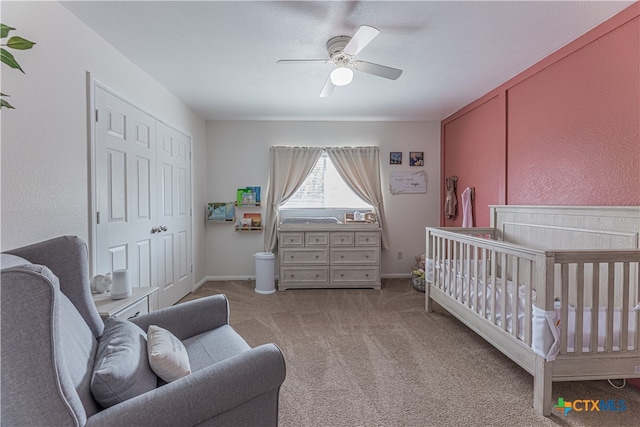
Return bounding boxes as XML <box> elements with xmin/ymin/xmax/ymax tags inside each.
<box><xmin>325</xmin><ymin>146</ymin><xmax>389</xmax><ymax>250</ymax></box>
<box><xmin>263</xmin><ymin>146</ymin><xmax>324</xmax><ymax>251</ymax></box>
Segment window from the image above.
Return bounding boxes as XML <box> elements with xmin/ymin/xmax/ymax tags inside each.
<box><xmin>282</xmin><ymin>154</ymin><xmax>371</xmax><ymax>209</ymax></box>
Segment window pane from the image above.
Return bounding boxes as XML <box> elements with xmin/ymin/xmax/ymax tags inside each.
<box><xmin>282</xmin><ymin>154</ymin><xmax>371</xmax><ymax>209</ymax></box>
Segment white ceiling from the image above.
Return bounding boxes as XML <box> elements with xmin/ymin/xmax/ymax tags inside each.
<box><xmin>61</xmin><ymin>1</ymin><xmax>634</xmax><ymax>121</ymax></box>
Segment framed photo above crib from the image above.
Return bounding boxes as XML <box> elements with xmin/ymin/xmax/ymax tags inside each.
<box><xmin>409</xmin><ymin>152</ymin><xmax>424</xmax><ymax>166</ymax></box>
<box><xmin>389</xmin><ymin>152</ymin><xmax>402</xmax><ymax>164</ymax></box>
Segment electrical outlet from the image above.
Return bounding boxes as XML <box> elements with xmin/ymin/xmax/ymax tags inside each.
<box><xmin>397</xmin><ymin>251</ymin><xmax>403</xmax><ymax>260</ymax></box>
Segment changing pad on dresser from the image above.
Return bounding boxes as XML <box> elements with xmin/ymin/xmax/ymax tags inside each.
<box><xmin>280</xmin><ymin>217</ymin><xmax>341</xmax><ymax>224</ymax></box>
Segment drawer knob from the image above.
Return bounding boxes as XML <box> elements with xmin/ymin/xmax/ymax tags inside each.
<box><xmin>315</xmin><ymin>255</ymin><xmax>319</xmax><ymax>259</ymax></box>
<box><xmin>340</xmin><ymin>274</ymin><xmax>344</xmax><ymax>277</ymax></box>
<box><xmin>341</xmin><ymin>238</ymin><xmax>344</xmax><ymax>242</ymax></box>
<box><xmin>315</xmin><ymin>238</ymin><xmax>319</xmax><ymax>242</ymax></box>
<box><xmin>315</xmin><ymin>274</ymin><xmax>319</xmax><ymax>278</ymax></box>
<box><xmin>340</xmin><ymin>255</ymin><xmax>344</xmax><ymax>259</ymax></box>
<box><xmin>365</xmin><ymin>255</ymin><xmax>369</xmax><ymax>258</ymax></box>
<box><xmin>290</xmin><ymin>255</ymin><xmax>294</xmax><ymax>259</ymax></box>
<box><xmin>365</xmin><ymin>274</ymin><xmax>369</xmax><ymax>277</ymax></box>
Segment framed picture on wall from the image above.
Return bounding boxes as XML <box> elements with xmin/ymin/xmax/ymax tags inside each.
<box><xmin>409</xmin><ymin>152</ymin><xmax>424</xmax><ymax>166</ymax></box>
<box><xmin>390</xmin><ymin>152</ymin><xmax>402</xmax><ymax>165</ymax></box>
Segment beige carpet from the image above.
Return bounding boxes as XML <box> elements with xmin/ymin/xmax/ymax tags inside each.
<box><xmin>179</xmin><ymin>279</ymin><xmax>640</xmax><ymax>426</ymax></box>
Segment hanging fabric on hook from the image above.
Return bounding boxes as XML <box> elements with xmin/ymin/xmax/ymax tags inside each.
<box><xmin>461</xmin><ymin>187</ymin><xmax>474</xmax><ymax>227</ymax></box>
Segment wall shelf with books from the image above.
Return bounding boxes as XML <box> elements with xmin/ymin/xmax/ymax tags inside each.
<box><xmin>206</xmin><ymin>202</ymin><xmax>235</xmax><ymax>223</ymax></box>
<box><xmin>236</xmin><ymin>186</ymin><xmax>261</xmax><ymax>206</ymax></box>
<box><xmin>234</xmin><ymin>202</ymin><xmax>261</xmax><ymax>207</ymax></box>
<box><xmin>234</xmin><ymin>186</ymin><xmax>262</xmax><ymax>232</ymax></box>
<box><xmin>235</xmin><ymin>212</ymin><xmax>262</xmax><ymax>232</ymax></box>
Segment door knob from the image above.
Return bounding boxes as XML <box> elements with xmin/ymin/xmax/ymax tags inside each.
<box><xmin>151</xmin><ymin>226</ymin><xmax>159</xmax><ymax>234</ymax></box>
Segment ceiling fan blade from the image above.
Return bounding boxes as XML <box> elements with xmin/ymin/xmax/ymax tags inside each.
<box><xmin>343</xmin><ymin>25</ymin><xmax>379</xmax><ymax>56</ymax></box>
<box><xmin>352</xmin><ymin>60</ymin><xmax>403</xmax><ymax>80</ymax></box>
<box><xmin>319</xmin><ymin>76</ymin><xmax>335</xmax><ymax>98</ymax></box>
<box><xmin>277</xmin><ymin>59</ymin><xmax>331</xmax><ymax>64</ymax></box>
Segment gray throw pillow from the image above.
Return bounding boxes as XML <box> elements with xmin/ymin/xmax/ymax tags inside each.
<box><xmin>91</xmin><ymin>317</ymin><xmax>157</xmax><ymax>408</ymax></box>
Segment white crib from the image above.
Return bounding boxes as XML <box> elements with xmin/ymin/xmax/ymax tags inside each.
<box><xmin>425</xmin><ymin>205</ymin><xmax>640</xmax><ymax>416</ymax></box>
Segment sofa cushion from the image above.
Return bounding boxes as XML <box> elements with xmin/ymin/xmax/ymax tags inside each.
<box><xmin>183</xmin><ymin>324</ymin><xmax>251</xmax><ymax>372</ymax></box>
<box><xmin>0</xmin><ymin>253</ymin><xmax>30</xmax><ymax>269</ymax></box>
<box><xmin>147</xmin><ymin>325</ymin><xmax>191</xmax><ymax>382</ymax></box>
<box><xmin>91</xmin><ymin>317</ymin><xmax>157</xmax><ymax>408</ymax></box>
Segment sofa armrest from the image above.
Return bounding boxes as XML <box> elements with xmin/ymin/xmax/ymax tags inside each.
<box><xmin>130</xmin><ymin>294</ymin><xmax>229</xmax><ymax>340</ymax></box>
<box><xmin>85</xmin><ymin>343</ymin><xmax>286</xmax><ymax>427</ymax></box>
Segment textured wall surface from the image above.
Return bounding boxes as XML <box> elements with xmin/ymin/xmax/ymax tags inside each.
<box><xmin>507</xmin><ymin>15</ymin><xmax>639</xmax><ymax>205</ymax></box>
<box><xmin>442</xmin><ymin>96</ymin><xmax>505</xmax><ymax>227</ymax></box>
<box><xmin>441</xmin><ymin>5</ymin><xmax>639</xmax><ymax>222</ymax></box>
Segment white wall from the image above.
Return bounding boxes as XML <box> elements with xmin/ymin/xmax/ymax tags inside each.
<box><xmin>1</xmin><ymin>2</ymin><xmax>208</xmax><ymax>284</ymax></box>
<box><xmin>205</xmin><ymin>121</ymin><xmax>440</xmax><ymax>278</ymax></box>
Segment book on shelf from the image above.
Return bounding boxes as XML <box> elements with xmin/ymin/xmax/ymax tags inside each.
<box><xmin>243</xmin><ymin>213</ymin><xmax>262</xmax><ymax>228</ymax></box>
<box><xmin>239</xmin><ymin>218</ymin><xmax>253</xmax><ymax>229</ymax></box>
<box><xmin>246</xmin><ymin>186</ymin><xmax>261</xmax><ymax>203</ymax></box>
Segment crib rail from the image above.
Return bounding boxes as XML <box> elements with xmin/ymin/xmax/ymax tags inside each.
<box><xmin>426</xmin><ymin>227</ymin><xmax>640</xmax><ymax>356</ymax></box>
<box><xmin>552</xmin><ymin>250</ymin><xmax>640</xmax><ymax>355</ymax></box>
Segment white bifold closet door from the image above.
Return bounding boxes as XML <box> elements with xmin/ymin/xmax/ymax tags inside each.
<box><xmin>94</xmin><ymin>85</ymin><xmax>192</xmax><ymax>309</ymax></box>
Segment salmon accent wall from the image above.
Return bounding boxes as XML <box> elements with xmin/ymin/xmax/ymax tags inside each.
<box><xmin>441</xmin><ymin>3</ymin><xmax>639</xmax><ymax>224</ymax></box>
<box><xmin>508</xmin><ymin>16</ymin><xmax>639</xmax><ymax>205</ymax></box>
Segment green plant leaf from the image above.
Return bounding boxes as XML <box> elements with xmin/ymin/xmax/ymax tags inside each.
<box><xmin>7</xmin><ymin>36</ymin><xmax>35</xmax><ymax>50</ymax></box>
<box><xmin>0</xmin><ymin>24</ymin><xmax>16</xmax><ymax>39</ymax></box>
<box><xmin>1</xmin><ymin>97</ymin><xmax>15</xmax><ymax>109</ymax></box>
<box><xmin>1</xmin><ymin>48</ymin><xmax>24</xmax><ymax>72</ymax></box>
<box><xmin>0</xmin><ymin>92</ymin><xmax>9</xmax><ymax>97</ymax></box>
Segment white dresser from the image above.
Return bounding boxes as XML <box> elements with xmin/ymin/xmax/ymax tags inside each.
<box><xmin>278</xmin><ymin>223</ymin><xmax>381</xmax><ymax>290</ymax></box>
<box><xmin>92</xmin><ymin>286</ymin><xmax>158</xmax><ymax>319</ymax></box>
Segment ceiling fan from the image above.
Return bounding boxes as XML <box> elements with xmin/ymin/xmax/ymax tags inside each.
<box><xmin>277</xmin><ymin>25</ymin><xmax>403</xmax><ymax>97</ymax></box>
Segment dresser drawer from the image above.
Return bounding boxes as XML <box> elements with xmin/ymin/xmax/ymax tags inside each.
<box><xmin>331</xmin><ymin>266</ymin><xmax>379</xmax><ymax>284</ymax></box>
<box><xmin>280</xmin><ymin>248</ymin><xmax>329</xmax><ymax>264</ymax></box>
<box><xmin>330</xmin><ymin>248</ymin><xmax>379</xmax><ymax>264</ymax></box>
<box><xmin>330</xmin><ymin>232</ymin><xmax>354</xmax><ymax>246</ymax></box>
<box><xmin>113</xmin><ymin>297</ymin><xmax>149</xmax><ymax>320</ymax></box>
<box><xmin>280</xmin><ymin>266</ymin><xmax>329</xmax><ymax>284</ymax></box>
<box><xmin>279</xmin><ymin>232</ymin><xmax>304</xmax><ymax>247</ymax></box>
<box><xmin>355</xmin><ymin>232</ymin><xmax>380</xmax><ymax>246</ymax></box>
<box><xmin>305</xmin><ymin>232</ymin><xmax>329</xmax><ymax>246</ymax></box>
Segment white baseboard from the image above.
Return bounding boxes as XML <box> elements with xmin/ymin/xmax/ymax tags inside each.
<box><xmin>195</xmin><ymin>272</ymin><xmax>412</xmax><ymax>288</ymax></box>
<box><xmin>382</xmin><ymin>273</ymin><xmax>412</xmax><ymax>279</ymax></box>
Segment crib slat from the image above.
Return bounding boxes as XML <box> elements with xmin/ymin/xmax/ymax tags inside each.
<box><xmin>524</xmin><ymin>260</ymin><xmax>532</xmax><ymax>346</ymax></box>
<box><xmin>590</xmin><ymin>263</ymin><xmax>600</xmax><ymax>353</ymax></box>
<box><xmin>605</xmin><ymin>262</ymin><xmax>615</xmax><ymax>352</ymax></box>
<box><xmin>500</xmin><ymin>252</ymin><xmax>508</xmax><ymax>332</ymax></box>
<box><xmin>575</xmin><ymin>263</ymin><xmax>584</xmax><ymax>355</ymax></box>
<box><xmin>473</xmin><ymin>245</ymin><xmax>479</xmax><ymax>313</ymax></box>
<box><xmin>512</xmin><ymin>257</ymin><xmax>519</xmax><ymax>338</ymax></box>
<box><xmin>621</xmin><ymin>262</ymin><xmax>630</xmax><ymax>353</ymax></box>
<box><xmin>560</xmin><ymin>264</ymin><xmax>569</xmax><ymax>354</ymax></box>
<box><xmin>481</xmin><ymin>247</ymin><xmax>488</xmax><ymax>318</ymax></box>
<box><xmin>490</xmin><ymin>250</ymin><xmax>497</xmax><ymax>324</ymax></box>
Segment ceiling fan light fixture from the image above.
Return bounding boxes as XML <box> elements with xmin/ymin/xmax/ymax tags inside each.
<box><xmin>330</xmin><ymin>66</ymin><xmax>353</xmax><ymax>86</ymax></box>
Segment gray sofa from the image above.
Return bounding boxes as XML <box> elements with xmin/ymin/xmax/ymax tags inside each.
<box><xmin>1</xmin><ymin>236</ymin><xmax>286</xmax><ymax>426</ymax></box>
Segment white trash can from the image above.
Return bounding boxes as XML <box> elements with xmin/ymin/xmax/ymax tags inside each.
<box><xmin>254</xmin><ymin>252</ymin><xmax>276</xmax><ymax>294</ymax></box>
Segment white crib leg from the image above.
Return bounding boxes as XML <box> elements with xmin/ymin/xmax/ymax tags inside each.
<box><xmin>425</xmin><ymin>284</ymin><xmax>433</xmax><ymax>312</ymax></box>
<box><xmin>533</xmin><ymin>356</ymin><xmax>552</xmax><ymax>416</ymax></box>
